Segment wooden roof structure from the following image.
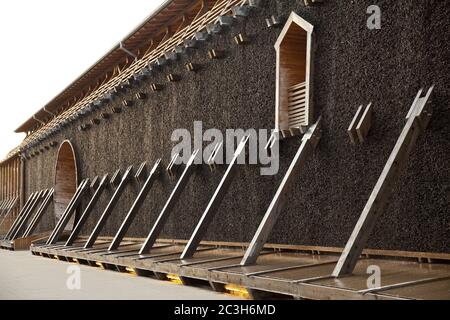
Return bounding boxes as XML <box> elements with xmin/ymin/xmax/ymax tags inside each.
<box><xmin>6</xmin><ymin>0</ymin><xmax>248</xmax><ymax>161</ymax></box>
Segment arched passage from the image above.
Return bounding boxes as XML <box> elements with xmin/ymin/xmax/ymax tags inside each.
<box><xmin>54</xmin><ymin>140</ymin><xmax>78</xmax><ymax>229</ymax></box>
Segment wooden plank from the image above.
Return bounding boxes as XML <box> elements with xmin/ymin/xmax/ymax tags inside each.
<box><xmin>289</xmin><ymin>101</ymin><xmax>307</xmax><ymax>109</ymax></box>
<box><xmin>356</xmin><ymin>103</ymin><xmax>373</xmax><ymax>143</ymax></box>
<box><xmin>180</xmin><ymin>255</ymin><xmax>244</xmax><ymax>267</ymax></box>
<box><xmin>246</xmin><ymin>261</ymin><xmax>338</xmax><ymax>277</ymax></box>
<box><xmin>288</xmin><ymin>82</ymin><xmax>306</xmax><ymax>91</ymax></box>
<box><xmin>289</xmin><ymin>114</ymin><xmax>306</xmax><ymax>122</ymax></box>
<box><xmin>347</xmin><ymin>105</ymin><xmax>364</xmax><ymax>145</ymax></box>
<box><xmin>288</xmin><ymin>110</ymin><xmax>306</xmax><ymax>118</ymax></box>
<box><xmin>288</xmin><ymin>89</ymin><xmax>307</xmax><ymax>98</ymax></box>
<box><xmin>288</xmin><ymin>95</ymin><xmax>306</xmax><ymax>104</ymax></box>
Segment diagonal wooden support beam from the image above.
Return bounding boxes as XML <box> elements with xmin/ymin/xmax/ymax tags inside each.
<box><xmin>332</xmin><ymin>87</ymin><xmax>434</xmax><ymax>277</ymax></box>
<box><xmin>180</xmin><ymin>137</ymin><xmax>249</xmax><ymax>259</ymax></box>
<box><xmin>4</xmin><ymin>198</ymin><xmax>13</xmax><ymax>211</ymax></box>
<box><xmin>2</xmin><ymin>198</ymin><xmax>13</xmax><ymax>213</ymax></box>
<box><xmin>23</xmin><ymin>189</ymin><xmax>55</xmax><ymax>237</ymax></box>
<box><xmin>0</xmin><ymin>198</ymin><xmax>12</xmax><ymax>214</ymax></box>
<box><xmin>84</xmin><ymin>166</ymin><xmax>134</xmax><ymax>248</ymax></box>
<box><xmin>2</xmin><ymin>192</ymin><xmax>34</xmax><ymax>239</ymax></box>
<box><xmin>109</xmin><ymin>160</ymin><xmax>161</xmax><ymax>251</ymax></box>
<box><xmin>139</xmin><ymin>150</ymin><xmax>199</xmax><ymax>255</ymax></box>
<box><xmin>241</xmin><ymin>118</ymin><xmax>322</xmax><ymax>266</ymax></box>
<box><xmin>8</xmin><ymin>198</ymin><xmax>17</xmax><ymax>210</ymax></box>
<box><xmin>0</xmin><ymin>197</ymin><xmax>19</xmax><ymax>231</ymax></box>
<box><xmin>2</xmin><ymin>192</ymin><xmax>32</xmax><ymax>239</ymax></box>
<box><xmin>9</xmin><ymin>190</ymin><xmax>47</xmax><ymax>241</ymax></box>
<box><xmin>65</xmin><ymin>175</ymin><xmax>109</xmax><ymax>246</ymax></box>
<box><xmin>9</xmin><ymin>198</ymin><xmax>17</xmax><ymax>210</ymax></box>
<box><xmin>4</xmin><ymin>191</ymin><xmax>42</xmax><ymax>240</ymax></box>
<box><xmin>3</xmin><ymin>199</ymin><xmax>10</xmax><ymax>211</ymax></box>
<box><xmin>46</xmin><ymin>179</ymin><xmax>90</xmax><ymax>245</ymax></box>
<box><xmin>46</xmin><ymin>179</ymin><xmax>88</xmax><ymax>244</ymax></box>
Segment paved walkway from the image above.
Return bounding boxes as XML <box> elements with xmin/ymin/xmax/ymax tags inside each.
<box><xmin>0</xmin><ymin>250</ymin><xmax>237</xmax><ymax>300</ymax></box>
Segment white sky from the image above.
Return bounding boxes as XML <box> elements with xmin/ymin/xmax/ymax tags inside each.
<box><xmin>0</xmin><ymin>0</ymin><xmax>165</xmax><ymax>158</ymax></box>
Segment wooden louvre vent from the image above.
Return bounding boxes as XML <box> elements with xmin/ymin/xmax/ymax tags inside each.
<box><xmin>275</xmin><ymin>12</ymin><xmax>314</xmax><ymax>138</ymax></box>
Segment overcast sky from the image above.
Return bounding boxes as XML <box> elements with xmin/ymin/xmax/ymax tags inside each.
<box><xmin>0</xmin><ymin>0</ymin><xmax>165</xmax><ymax>158</ymax></box>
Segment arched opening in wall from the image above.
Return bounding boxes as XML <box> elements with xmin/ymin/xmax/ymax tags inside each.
<box><xmin>54</xmin><ymin>140</ymin><xmax>78</xmax><ymax>230</ymax></box>
<box><xmin>275</xmin><ymin>12</ymin><xmax>314</xmax><ymax>138</ymax></box>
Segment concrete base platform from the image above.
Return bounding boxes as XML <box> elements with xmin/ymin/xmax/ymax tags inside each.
<box><xmin>30</xmin><ymin>238</ymin><xmax>450</xmax><ymax>300</ymax></box>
